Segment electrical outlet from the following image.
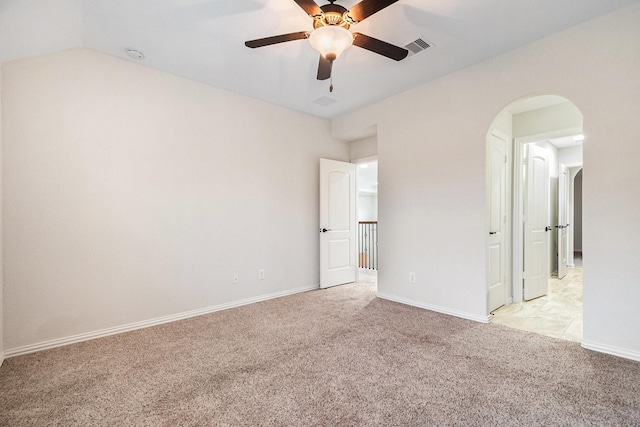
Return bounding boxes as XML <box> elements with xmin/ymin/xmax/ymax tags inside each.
<box><xmin>258</xmin><ymin>269</ymin><xmax>265</xmax><ymax>280</ymax></box>
<box><xmin>409</xmin><ymin>272</ymin><xmax>416</xmax><ymax>283</ymax></box>
<box><xmin>232</xmin><ymin>273</ymin><xmax>239</xmax><ymax>284</ymax></box>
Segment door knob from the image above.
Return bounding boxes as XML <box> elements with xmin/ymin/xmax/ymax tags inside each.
<box><xmin>320</xmin><ymin>228</ymin><xmax>332</xmax><ymax>233</ymax></box>
<box><xmin>545</xmin><ymin>226</ymin><xmax>552</xmax><ymax>232</ymax></box>
<box><xmin>489</xmin><ymin>232</ymin><xmax>497</xmax><ymax>235</ymax></box>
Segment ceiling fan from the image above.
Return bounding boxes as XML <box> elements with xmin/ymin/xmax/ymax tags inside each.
<box><xmin>245</xmin><ymin>0</ymin><xmax>408</xmax><ymax>91</ymax></box>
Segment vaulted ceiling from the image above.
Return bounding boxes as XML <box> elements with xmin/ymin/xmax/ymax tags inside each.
<box><xmin>1</xmin><ymin>0</ymin><xmax>638</xmax><ymax>119</ymax></box>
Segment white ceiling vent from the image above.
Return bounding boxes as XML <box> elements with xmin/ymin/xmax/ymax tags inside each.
<box><xmin>125</xmin><ymin>48</ymin><xmax>145</xmax><ymax>60</ymax></box>
<box><xmin>404</xmin><ymin>38</ymin><xmax>433</xmax><ymax>58</ymax></box>
<box><xmin>312</xmin><ymin>96</ymin><xmax>338</xmax><ymax>107</ymax></box>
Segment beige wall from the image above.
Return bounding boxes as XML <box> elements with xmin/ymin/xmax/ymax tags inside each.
<box><xmin>349</xmin><ymin>136</ymin><xmax>377</xmax><ymax>161</ymax></box>
<box><xmin>332</xmin><ymin>4</ymin><xmax>640</xmax><ymax>359</ymax></box>
<box><xmin>0</xmin><ymin>63</ymin><xmax>3</xmax><ymax>365</ymax></box>
<box><xmin>2</xmin><ymin>48</ymin><xmax>348</xmax><ymax>353</ymax></box>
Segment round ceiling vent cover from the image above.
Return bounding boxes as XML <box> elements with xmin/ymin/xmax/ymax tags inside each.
<box><xmin>126</xmin><ymin>49</ymin><xmax>145</xmax><ymax>60</ymax></box>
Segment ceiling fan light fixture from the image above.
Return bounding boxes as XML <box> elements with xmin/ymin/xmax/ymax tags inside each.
<box><xmin>309</xmin><ymin>26</ymin><xmax>353</xmax><ymax>61</ymax></box>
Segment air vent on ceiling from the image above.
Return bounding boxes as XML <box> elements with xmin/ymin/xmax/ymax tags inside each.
<box><xmin>404</xmin><ymin>38</ymin><xmax>433</xmax><ymax>58</ymax></box>
<box><xmin>312</xmin><ymin>96</ymin><xmax>338</xmax><ymax>107</ymax></box>
<box><xmin>125</xmin><ymin>48</ymin><xmax>145</xmax><ymax>60</ymax></box>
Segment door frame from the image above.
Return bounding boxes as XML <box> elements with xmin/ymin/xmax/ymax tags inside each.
<box><xmin>352</xmin><ymin>155</ymin><xmax>378</xmax><ymax>283</ymax></box>
<box><xmin>557</xmin><ymin>163</ymin><xmax>570</xmax><ymax>279</ymax></box>
<box><xmin>512</xmin><ymin>126</ymin><xmax>582</xmax><ymax>303</ymax></box>
<box><xmin>567</xmin><ymin>167</ymin><xmax>583</xmax><ymax>268</ymax></box>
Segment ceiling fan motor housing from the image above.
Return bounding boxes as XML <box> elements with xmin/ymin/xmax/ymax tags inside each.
<box><xmin>313</xmin><ymin>4</ymin><xmax>351</xmax><ymax>29</ymax></box>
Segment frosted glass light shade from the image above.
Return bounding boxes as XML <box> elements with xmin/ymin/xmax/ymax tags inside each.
<box><xmin>309</xmin><ymin>26</ymin><xmax>353</xmax><ymax>60</ymax></box>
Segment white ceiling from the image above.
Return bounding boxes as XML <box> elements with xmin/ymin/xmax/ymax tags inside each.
<box><xmin>547</xmin><ymin>135</ymin><xmax>583</xmax><ymax>150</ymax></box>
<box><xmin>1</xmin><ymin>0</ymin><xmax>639</xmax><ymax>119</ymax></box>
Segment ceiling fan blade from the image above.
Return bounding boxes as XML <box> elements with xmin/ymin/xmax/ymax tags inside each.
<box><xmin>245</xmin><ymin>31</ymin><xmax>309</xmax><ymax>48</ymax></box>
<box><xmin>346</xmin><ymin>0</ymin><xmax>399</xmax><ymax>23</ymax></box>
<box><xmin>293</xmin><ymin>0</ymin><xmax>323</xmax><ymax>18</ymax></box>
<box><xmin>317</xmin><ymin>55</ymin><xmax>332</xmax><ymax>80</ymax></box>
<box><xmin>352</xmin><ymin>32</ymin><xmax>408</xmax><ymax>61</ymax></box>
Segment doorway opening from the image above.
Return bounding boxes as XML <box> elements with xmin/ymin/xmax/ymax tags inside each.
<box><xmin>356</xmin><ymin>158</ymin><xmax>378</xmax><ymax>289</ymax></box>
<box><xmin>486</xmin><ymin>95</ymin><xmax>584</xmax><ymax>342</ymax></box>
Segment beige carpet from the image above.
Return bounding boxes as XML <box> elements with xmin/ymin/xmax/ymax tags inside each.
<box><xmin>1</xmin><ymin>281</ymin><xmax>639</xmax><ymax>426</ymax></box>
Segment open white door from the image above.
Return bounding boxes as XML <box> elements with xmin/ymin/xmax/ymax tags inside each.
<box><xmin>557</xmin><ymin>164</ymin><xmax>569</xmax><ymax>279</ymax></box>
<box><xmin>524</xmin><ymin>144</ymin><xmax>551</xmax><ymax>301</ymax></box>
<box><xmin>319</xmin><ymin>159</ymin><xmax>356</xmax><ymax>289</ymax></box>
<box><xmin>487</xmin><ymin>133</ymin><xmax>507</xmax><ymax>311</ymax></box>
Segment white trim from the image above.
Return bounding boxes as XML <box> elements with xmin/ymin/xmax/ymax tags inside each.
<box><xmin>567</xmin><ymin>167</ymin><xmax>583</xmax><ymax>268</ymax></box>
<box><xmin>351</xmin><ymin>155</ymin><xmax>378</xmax><ymax>164</ymax></box>
<box><xmin>377</xmin><ymin>292</ymin><xmax>492</xmax><ymax>324</ymax></box>
<box><xmin>4</xmin><ymin>284</ymin><xmax>319</xmax><ymax>359</ymax></box>
<box><xmin>581</xmin><ymin>340</ymin><xmax>640</xmax><ymax>362</ymax></box>
<box><xmin>512</xmin><ymin>138</ymin><xmax>525</xmax><ymax>303</ymax></box>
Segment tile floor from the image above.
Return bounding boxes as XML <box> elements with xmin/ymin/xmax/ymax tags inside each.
<box><xmin>357</xmin><ymin>268</ymin><xmax>378</xmax><ymax>287</ymax></box>
<box><xmin>491</xmin><ymin>254</ymin><xmax>583</xmax><ymax>342</ymax></box>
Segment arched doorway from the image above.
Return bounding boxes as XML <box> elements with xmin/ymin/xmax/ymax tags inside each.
<box><xmin>486</xmin><ymin>95</ymin><xmax>584</xmax><ymax>342</ymax></box>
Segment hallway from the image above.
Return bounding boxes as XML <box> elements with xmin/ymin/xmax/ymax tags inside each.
<box><xmin>356</xmin><ymin>268</ymin><xmax>377</xmax><ymax>290</ymax></box>
<box><xmin>491</xmin><ymin>255</ymin><xmax>583</xmax><ymax>342</ymax></box>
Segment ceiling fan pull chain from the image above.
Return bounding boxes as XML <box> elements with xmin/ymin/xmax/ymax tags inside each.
<box><xmin>329</xmin><ymin>59</ymin><xmax>334</xmax><ymax>92</ymax></box>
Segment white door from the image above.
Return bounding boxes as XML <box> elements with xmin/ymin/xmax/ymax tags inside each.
<box><xmin>319</xmin><ymin>158</ymin><xmax>356</xmax><ymax>288</ymax></box>
<box><xmin>488</xmin><ymin>133</ymin><xmax>507</xmax><ymax>311</ymax></box>
<box><xmin>524</xmin><ymin>144</ymin><xmax>551</xmax><ymax>300</ymax></box>
<box><xmin>557</xmin><ymin>164</ymin><xmax>569</xmax><ymax>279</ymax></box>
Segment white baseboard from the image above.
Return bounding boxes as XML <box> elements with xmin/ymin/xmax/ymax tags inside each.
<box><xmin>4</xmin><ymin>284</ymin><xmax>319</xmax><ymax>359</ymax></box>
<box><xmin>581</xmin><ymin>339</ymin><xmax>640</xmax><ymax>362</ymax></box>
<box><xmin>377</xmin><ymin>292</ymin><xmax>492</xmax><ymax>324</ymax></box>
